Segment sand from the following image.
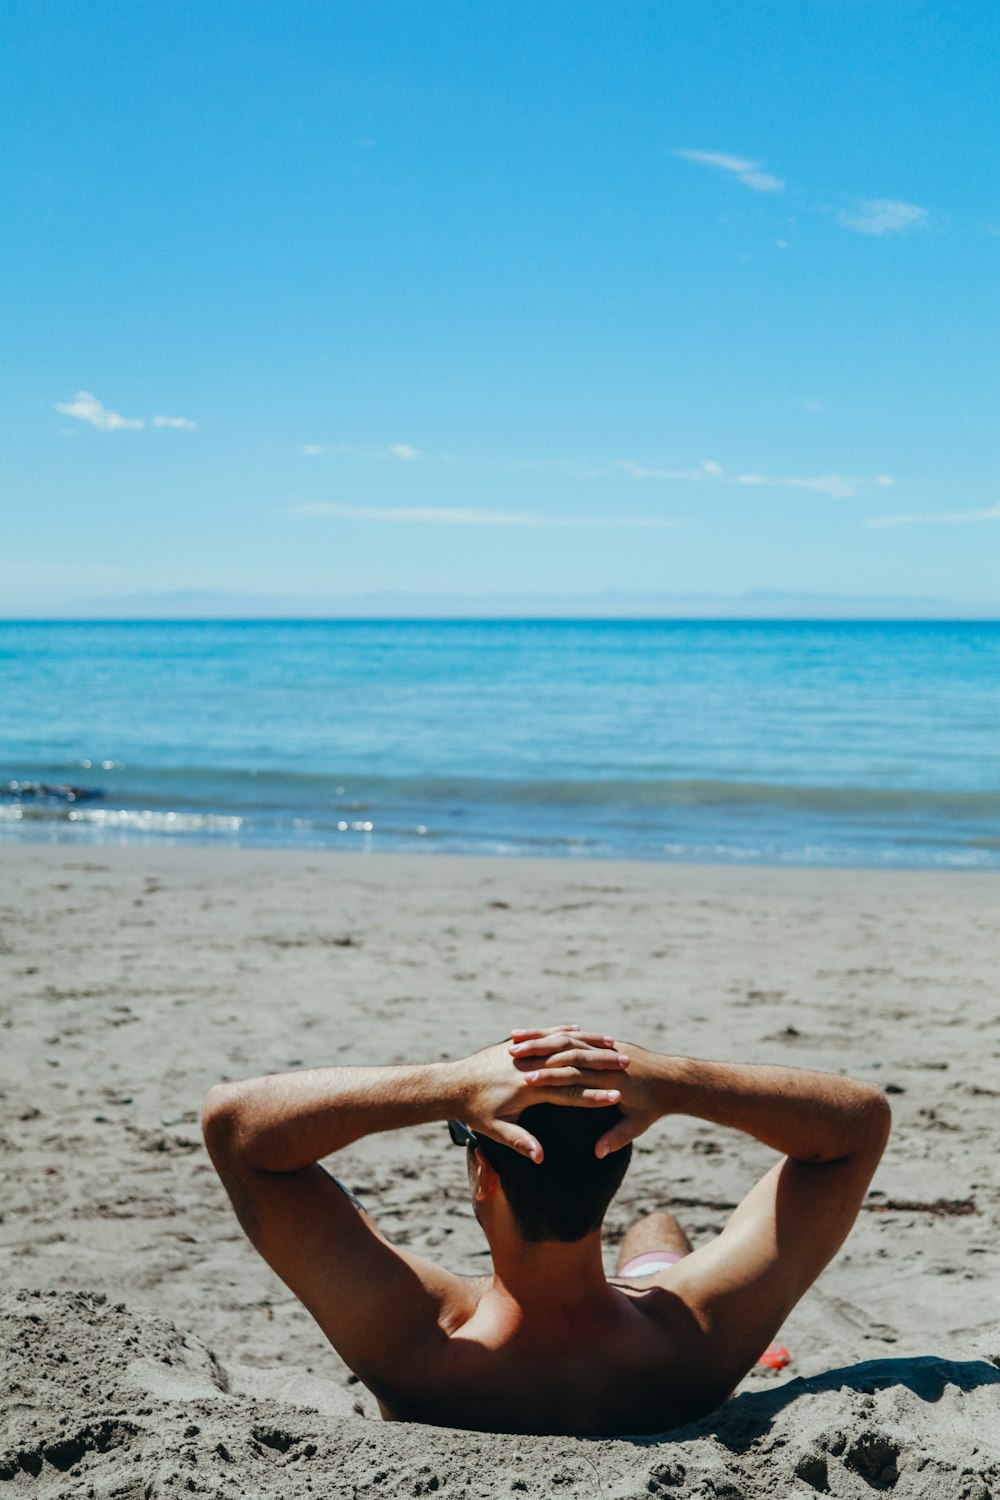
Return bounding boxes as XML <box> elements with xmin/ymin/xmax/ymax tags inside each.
<box><xmin>1</xmin><ymin>842</ymin><xmax>998</xmax><ymax>1497</ymax></box>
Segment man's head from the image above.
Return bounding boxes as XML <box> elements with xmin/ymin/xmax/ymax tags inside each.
<box><xmin>471</xmin><ymin>1104</ymin><xmax>631</xmax><ymax>1243</ymax></box>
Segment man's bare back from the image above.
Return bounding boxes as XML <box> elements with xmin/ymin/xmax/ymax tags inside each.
<box><xmin>202</xmin><ymin>1025</ymin><xmax>890</xmax><ymax>1436</ymax></box>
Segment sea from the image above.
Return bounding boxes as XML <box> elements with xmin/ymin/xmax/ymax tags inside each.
<box><xmin>2</xmin><ymin>619</ymin><xmax>998</xmax><ymax>869</ymax></box>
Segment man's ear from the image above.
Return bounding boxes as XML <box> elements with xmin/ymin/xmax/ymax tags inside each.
<box><xmin>471</xmin><ymin>1148</ymin><xmax>501</xmax><ymax>1202</ymax></box>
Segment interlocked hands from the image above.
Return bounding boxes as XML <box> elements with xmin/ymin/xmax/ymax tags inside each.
<box><xmin>455</xmin><ymin>1023</ymin><xmax>646</xmax><ymax>1163</ymax></box>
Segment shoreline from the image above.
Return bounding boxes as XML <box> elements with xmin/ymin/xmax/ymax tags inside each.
<box><xmin>4</xmin><ymin>826</ymin><xmax>1000</xmax><ymax>875</ymax></box>
<box><xmin>2</xmin><ymin>843</ymin><xmax>998</xmax><ymax>1493</ymax></box>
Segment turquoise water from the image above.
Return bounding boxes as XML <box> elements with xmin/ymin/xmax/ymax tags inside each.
<box><xmin>2</xmin><ymin>619</ymin><xmax>998</xmax><ymax>867</ymax></box>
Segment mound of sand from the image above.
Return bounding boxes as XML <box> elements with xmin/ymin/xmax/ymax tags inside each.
<box><xmin>3</xmin><ymin>1288</ymin><xmax>998</xmax><ymax>1499</ymax></box>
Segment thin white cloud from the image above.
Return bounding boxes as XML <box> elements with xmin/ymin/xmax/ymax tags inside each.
<box><xmin>301</xmin><ymin>445</ymin><xmax>894</xmax><ymax>504</ymax></box>
<box><xmin>153</xmin><ymin>414</ymin><xmax>196</xmax><ymax>430</ymax></box>
<box><xmin>837</xmin><ymin>199</ymin><xmax>929</xmax><ymax>236</ymax></box>
<box><xmin>302</xmin><ymin>442</ymin><xmax>421</xmax><ymax>461</ymax></box>
<box><xmin>737</xmin><ymin>472</ymin><xmax>865</xmax><ymax>500</ymax></box>
<box><xmin>676</xmin><ymin>153</ymin><xmax>937</xmax><ymax>241</ymax></box>
<box><xmin>298</xmin><ymin>442</ymin><xmax>376</xmax><ymax>459</ymax></box>
<box><xmin>294</xmin><ymin>502</ymin><xmax>676</xmax><ymax>528</ymax></box>
<box><xmin>675</xmin><ymin>149</ymin><xmax>784</xmax><ymax>194</ymax></box>
<box><xmin>56</xmin><ymin>391</ymin><xmax>144</xmax><ymax>431</ymax></box>
<box><xmin>867</xmin><ymin>502</ymin><xmax>1000</xmax><ymax>529</ymax></box>
<box><xmin>620</xmin><ymin>459</ymin><xmax>723</xmax><ymax>482</ymax></box>
<box><xmin>622</xmin><ymin>458</ymin><xmax>889</xmax><ymax>500</ymax></box>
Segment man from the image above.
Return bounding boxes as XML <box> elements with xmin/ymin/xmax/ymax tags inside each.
<box><xmin>202</xmin><ymin>1023</ymin><xmax>889</xmax><ymax>1436</ymax></box>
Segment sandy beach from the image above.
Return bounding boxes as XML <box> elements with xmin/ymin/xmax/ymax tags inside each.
<box><xmin>2</xmin><ymin>842</ymin><xmax>998</xmax><ymax>1497</ymax></box>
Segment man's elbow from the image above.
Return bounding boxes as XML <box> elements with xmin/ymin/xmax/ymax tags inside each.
<box><xmin>816</xmin><ymin>1084</ymin><xmax>891</xmax><ymax>1164</ymax></box>
<box><xmin>201</xmin><ymin>1082</ymin><xmax>245</xmax><ymax>1160</ymax></box>
<box><xmin>856</xmin><ymin>1083</ymin><xmax>892</xmax><ymax>1156</ymax></box>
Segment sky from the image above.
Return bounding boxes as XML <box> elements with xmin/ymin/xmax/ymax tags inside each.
<box><xmin>2</xmin><ymin>0</ymin><xmax>998</xmax><ymax>616</ymax></box>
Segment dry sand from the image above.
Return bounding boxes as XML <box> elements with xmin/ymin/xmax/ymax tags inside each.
<box><xmin>2</xmin><ymin>843</ymin><xmax>998</xmax><ymax>1497</ymax></box>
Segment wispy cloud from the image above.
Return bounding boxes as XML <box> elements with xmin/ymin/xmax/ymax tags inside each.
<box><xmin>736</xmin><ymin>472</ymin><xmax>884</xmax><ymax>500</ymax></box>
<box><xmin>294</xmin><ymin>502</ymin><xmax>676</xmax><ymax>528</ymax></box>
<box><xmin>837</xmin><ymin>199</ymin><xmax>929</xmax><ymax>236</ymax></box>
<box><xmin>300</xmin><ymin>441</ymin><xmax>421</xmax><ymax>461</ymax></box>
<box><xmin>56</xmin><ymin>392</ymin><xmax>196</xmax><ymax>431</ymax></box>
<box><xmin>56</xmin><ymin>391</ymin><xmax>144</xmax><ymax>431</ymax></box>
<box><xmin>674</xmin><ymin>149</ymin><xmax>784</xmax><ymax>194</ymax></box>
<box><xmin>153</xmin><ymin>414</ymin><xmax>197</xmax><ymax>430</ymax></box>
<box><xmin>300</xmin><ymin>445</ymin><xmax>895</xmax><ymax>504</ymax></box>
<box><xmin>868</xmin><ymin>502</ymin><xmax>1000</xmax><ymax>528</ymax></box>
<box><xmin>620</xmin><ymin>459</ymin><xmax>723</xmax><ymax>482</ymax></box>
<box><xmin>676</xmin><ymin>153</ymin><xmax>936</xmax><ymax>242</ymax></box>
<box><xmin>621</xmin><ymin>459</ymin><xmax>892</xmax><ymax>500</ymax></box>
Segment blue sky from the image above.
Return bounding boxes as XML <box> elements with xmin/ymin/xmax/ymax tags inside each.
<box><xmin>3</xmin><ymin>0</ymin><xmax>998</xmax><ymax>615</ymax></box>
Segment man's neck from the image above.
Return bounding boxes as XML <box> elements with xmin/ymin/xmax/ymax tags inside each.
<box><xmin>483</xmin><ymin>1230</ymin><xmax>619</xmax><ymax>1330</ymax></box>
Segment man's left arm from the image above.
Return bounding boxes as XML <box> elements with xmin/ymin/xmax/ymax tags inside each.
<box><xmin>202</xmin><ymin>1061</ymin><xmax>478</xmax><ymax>1396</ymax></box>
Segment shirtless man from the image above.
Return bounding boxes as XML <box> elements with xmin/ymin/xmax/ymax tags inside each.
<box><xmin>202</xmin><ymin>1024</ymin><xmax>889</xmax><ymax>1436</ymax></box>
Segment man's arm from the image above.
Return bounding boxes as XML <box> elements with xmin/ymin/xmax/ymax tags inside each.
<box><xmin>589</xmin><ymin>1047</ymin><xmax>891</xmax><ymax>1166</ymax></box>
<box><xmin>511</xmin><ymin>1033</ymin><xmax>891</xmax><ymax>1400</ymax></box>
<box><xmin>509</xmin><ymin>1032</ymin><xmax>890</xmax><ymax>1168</ymax></box>
<box><xmin>203</xmin><ymin>1026</ymin><xmax>628</xmax><ymax>1179</ymax></box>
<box><xmin>201</xmin><ymin>1033</ymin><xmax>627</xmax><ymax>1400</ymax></box>
<box><xmin>202</xmin><ymin>1060</ymin><xmax>469</xmax><ymax>1401</ymax></box>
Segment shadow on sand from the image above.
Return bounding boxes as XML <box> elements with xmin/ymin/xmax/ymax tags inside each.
<box><xmin>637</xmin><ymin>1354</ymin><xmax>1000</xmax><ymax>1451</ymax></box>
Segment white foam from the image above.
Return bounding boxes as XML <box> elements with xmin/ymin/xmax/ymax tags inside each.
<box><xmin>0</xmin><ymin>804</ymin><xmax>242</xmax><ymax>833</ymax></box>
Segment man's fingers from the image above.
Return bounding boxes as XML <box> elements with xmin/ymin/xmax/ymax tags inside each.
<box><xmin>510</xmin><ymin>1027</ymin><xmax>615</xmax><ymax>1047</ymax></box>
<box><xmin>594</xmin><ymin>1118</ymin><xmax>640</xmax><ymax>1157</ymax></box>
<box><xmin>534</xmin><ymin>1085</ymin><xmax>623</xmax><ymax>1107</ymax></box>
<box><xmin>522</xmin><ymin>1048</ymin><xmax>629</xmax><ymax>1072</ymax></box>
<box><xmin>522</xmin><ymin>1057</ymin><xmax>628</xmax><ymax>1085</ymax></box>
<box><xmin>509</xmin><ymin>1031</ymin><xmax>618</xmax><ymax>1057</ymax></box>
<box><xmin>486</xmin><ymin>1122</ymin><xmax>544</xmax><ymax>1163</ymax></box>
<box><xmin>509</xmin><ymin>1028</ymin><xmax>584</xmax><ymax>1048</ymax></box>
<box><xmin>510</xmin><ymin>1024</ymin><xmax>581</xmax><ymax>1039</ymax></box>
<box><xmin>560</xmin><ymin>1049</ymin><xmax>628</xmax><ymax>1070</ymax></box>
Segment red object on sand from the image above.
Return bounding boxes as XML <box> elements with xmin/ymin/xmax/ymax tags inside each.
<box><xmin>757</xmin><ymin>1343</ymin><xmax>791</xmax><ymax>1369</ymax></box>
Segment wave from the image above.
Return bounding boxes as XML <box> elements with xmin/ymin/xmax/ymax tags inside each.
<box><xmin>0</xmin><ymin>804</ymin><xmax>244</xmax><ymax>834</ymax></box>
<box><xmin>6</xmin><ymin>770</ymin><xmax>1000</xmax><ymax>819</ymax></box>
<box><xmin>3</xmin><ymin>795</ymin><xmax>998</xmax><ymax>868</ymax></box>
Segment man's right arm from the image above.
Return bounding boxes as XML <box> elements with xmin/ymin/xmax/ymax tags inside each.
<box><xmin>593</xmin><ymin>1046</ymin><xmax>890</xmax><ymax>1166</ymax></box>
<box><xmin>626</xmin><ymin>1048</ymin><xmax>890</xmax><ymax>1396</ymax></box>
<box><xmin>508</xmin><ymin>1033</ymin><xmax>890</xmax><ymax>1170</ymax></box>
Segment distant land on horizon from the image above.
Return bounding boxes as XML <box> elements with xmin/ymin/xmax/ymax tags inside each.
<box><xmin>5</xmin><ymin>590</ymin><xmax>1000</xmax><ymax>622</ymax></box>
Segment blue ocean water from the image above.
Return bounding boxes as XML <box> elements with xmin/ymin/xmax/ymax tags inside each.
<box><xmin>1</xmin><ymin>619</ymin><xmax>998</xmax><ymax>868</ymax></box>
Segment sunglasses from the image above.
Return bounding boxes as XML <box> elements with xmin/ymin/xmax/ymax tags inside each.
<box><xmin>447</xmin><ymin>1119</ymin><xmax>482</xmax><ymax>1150</ymax></box>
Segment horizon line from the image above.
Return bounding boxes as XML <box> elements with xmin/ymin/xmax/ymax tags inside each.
<box><xmin>4</xmin><ymin>614</ymin><xmax>999</xmax><ymax>626</ymax></box>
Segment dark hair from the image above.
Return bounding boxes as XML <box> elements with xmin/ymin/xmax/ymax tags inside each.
<box><xmin>476</xmin><ymin>1104</ymin><xmax>631</xmax><ymax>1243</ymax></box>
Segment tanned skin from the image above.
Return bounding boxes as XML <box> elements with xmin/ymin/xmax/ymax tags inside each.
<box><xmin>202</xmin><ymin>1024</ymin><xmax>890</xmax><ymax>1436</ymax></box>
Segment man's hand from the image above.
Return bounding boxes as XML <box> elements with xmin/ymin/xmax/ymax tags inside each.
<box><xmin>458</xmin><ymin>1025</ymin><xmax>631</xmax><ymax>1162</ymax></box>
<box><xmin>509</xmin><ymin>1028</ymin><xmax>655</xmax><ymax>1158</ymax></box>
